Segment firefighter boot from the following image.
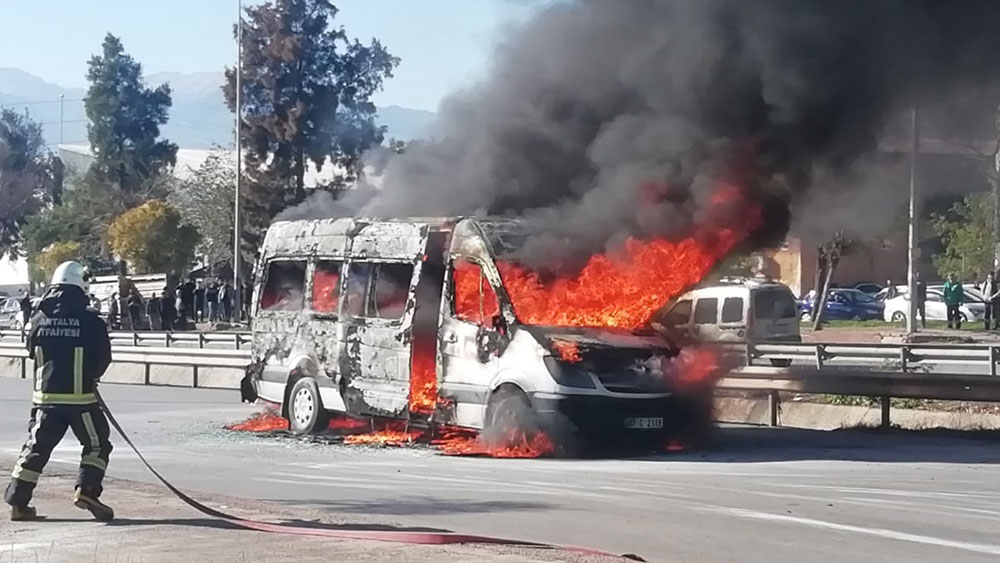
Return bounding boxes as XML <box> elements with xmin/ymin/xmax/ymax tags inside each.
<box><xmin>73</xmin><ymin>489</ymin><xmax>114</xmax><ymax>522</ymax></box>
<box><xmin>10</xmin><ymin>505</ymin><xmax>39</xmax><ymax>521</ymax></box>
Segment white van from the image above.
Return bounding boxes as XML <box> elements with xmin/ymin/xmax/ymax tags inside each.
<box><xmin>241</xmin><ymin>217</ymin><xmax>713</xmax><ymax>449</ymax></box>
<box><xmin>650</xmin><ymin>279</ymin><xmax>800</xmax><ymax>365</ymax></box>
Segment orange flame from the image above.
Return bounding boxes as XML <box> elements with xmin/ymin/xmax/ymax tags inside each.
<box><xmin>664</xmin><ymin>347</ymin><xmax>722</xmax><ymax>389</ymax></box>
<box><xmin>498</xmin><ymin>183</ymin><xmax>760</xmax><ymax>329</ymax></box>
<box><xmin>409</xmin><ymin>341</ymin><xmax>437</xmax><ymax>414</ymax></box>
<box><xmin>432</xmin><ymin>427</ymin><xmax>556</xmax><ymax>458</ymax></box>
<box><xmin>226</xmin><ymin>411</ymin><xmax>288</xmax><ymax>432</ymax></box>
<box><xmin>551</xmin><ymin>341</ymin><xmax>582</xmax><ymax>363</ymax></box>
<box><xmin>453</xmin><ymin>261</ymin><xmax>500</xmax><ymax>323</ymax></box>
<box><xmin>344</xmin><ymin>429</ymin><xmax>424</xmax><ymax>446</ymax></box>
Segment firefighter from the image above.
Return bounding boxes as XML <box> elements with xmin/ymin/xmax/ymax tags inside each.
<box><xmin>4</xmin><ymin>261</ymin><xmax>114</xmax><ymax>522</ymax></box>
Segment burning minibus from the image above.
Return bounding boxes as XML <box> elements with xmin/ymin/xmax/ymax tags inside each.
<box><xmin>240</xmin><ymin>217</ymin><xmax>719</xmax><ymax>450</ymax></box>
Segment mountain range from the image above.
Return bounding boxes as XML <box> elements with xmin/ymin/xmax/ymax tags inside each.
<box><xmin>0</xmin><ymin>68</ymin><xmax>437</xmax><ymax>149</ymax></box>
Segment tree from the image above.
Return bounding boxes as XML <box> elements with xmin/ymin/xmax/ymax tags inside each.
<box><xmin>811</xmin><ymin>232</ymin><xmax>858</xmax><ymax>331</ymax></box>
<box><xmin>36</xmin><ymin>241</ymin><xmax>82</xmax><ymax>283</ymax></box>
<box><xmin>930</xmin><ymin>191</ymin><xmax>993</xmax><ymax>281</ymax></box>
<box><xmin>223</xmin><ymin>0</ymin><xmax>398</xmax><ymax>256</ymax></box>
<box><xmin>107</xmin><ymin>200</ymin><xmax>200</xmax><ymax>275</ymax></box>
<box><xmin>85</xmin><ymin>33</ymin><xmax>178</xmax><ymax>193</ymax></box>
<box><xmin>0</xmin><ymin>109</ymin><xmax>63</xmax><ymax>258</ymax></box>
<box><xmin>167</xmin><ymin>147</ymin><xmax>236</xmax><ymax>271</ymax></box>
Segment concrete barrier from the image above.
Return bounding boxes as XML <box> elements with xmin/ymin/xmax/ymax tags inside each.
<box><xmin>0</xmin><ymin>357</ymin><xmax>243</xmax><ymax>390</ymax></box>
<box><xmin>715</xmin><ymin>396</ymin><xmax>1000</xmax><ymax>430</ymax></box>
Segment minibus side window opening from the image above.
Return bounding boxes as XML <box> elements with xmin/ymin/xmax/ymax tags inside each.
<box><xmin>372</xmin><ymin>263</ymin><xmax>414</xmax><ymax>320</ymax></box>
<box><xmin>260</xmin><ymin>261</ymin><xmax>307</xmax><ymax>311</ymax></box>
<box><xmin>345</xmin><ymin>262</ymin><xmax>414</xmax><ymax>320</ymax></box>
<box><xmin>451</xmin><ymin>260</ymin><xmax>499</xmax><ymax>326</ymax></box>
<box><xmin>312</xmin><ymin>261</ymin><xmax>342</xmax><ymax>314</ymax></box>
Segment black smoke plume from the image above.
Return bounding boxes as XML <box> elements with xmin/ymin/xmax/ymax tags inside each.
<box><xmin>281</xmin><ymin>0</ymin><xmax>1000</xmax><ymax>269</ymax></box>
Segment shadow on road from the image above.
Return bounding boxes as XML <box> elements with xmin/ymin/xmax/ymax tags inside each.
<box><xmin>628</xmin><ymin>425</ymin><xmax>1000</xmax><ymax>464</ymax></box>
<box><xmin>285</xmin><ymin>498</ymin><xmax>554</xmax><ymax>516</ymax></box>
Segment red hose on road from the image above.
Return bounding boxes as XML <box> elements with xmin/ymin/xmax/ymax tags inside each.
<box><xmin>96</xmin><ymin>391</ymin><xmax>644</xmax><ymax>561</ymax></box>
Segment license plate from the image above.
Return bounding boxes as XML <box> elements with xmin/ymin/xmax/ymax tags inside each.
<box><xmin>624</xmin><ymin>417</ymin><xmax>664</xmax><ymax>430</ymax></box>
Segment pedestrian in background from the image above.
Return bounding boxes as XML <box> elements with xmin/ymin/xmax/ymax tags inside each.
<box><xmin>179</xmin><ymin>278</ymin><xmax>195</xmax><ymax>323</ymax></box>
<box><xmin>89</xmin><ymin>294</ymin><xmax>102</xmax><ymax>313</ymax></box>
<box><xmin>18</xmin><ymin>290</ymin><xmax>32</xmax><ymax>328</ymax></box>
<box><xmin>220</xmin><ymin>280</ymin><xmax>234</xmax><ymax>322</ymax></box>
<box><xmin>916</xmin><ymin>273</ymin><xmax>927</xmax><ymax>328</ymax></box>
<box><xmin>884</xmin><ymin>279</ymin><xmax>898</xmax><ymax>300</ymax></box>
<box><xmin>943</xmin><ymin>273</ymin><xmax>964</xmax><ymax>329</ymax></box>
<box><xmin>146</xmin><ymin>292</ymin><xmax>162</xmax><ymax>331</ymax></box>
<box><xmin>126</xmin><ymin>289</ymin><xmax>143</xmax><ymax>331</ymax></box>
<box><xmin>194</xmin><ymin>280</ymin><xmax>206</xmax><ymax>323</ymax></box>
<box><xmin>206</xmin><ymin>281</ymin><xmax>219</xmax><ymax>322</ymax></box>
<box><xmin>107</xmin><ymin>293</ymin><xmax>120</xmax><ymax>330</ymax></box>
<box><xmin>160</xmin><ymin>288</ymin><xmax>177</xmax><ymax>332</ymax></box>
<box><xmin>984</xmin><ymin>270</ymin><xmax>1000</xmax><ymax>330</ymax></box>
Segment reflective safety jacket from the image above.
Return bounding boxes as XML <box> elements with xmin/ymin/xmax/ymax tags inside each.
<box><xmin>27</xmin><ymin>286</ymin><xmax>112</xmax><ymax>405</ymax></box>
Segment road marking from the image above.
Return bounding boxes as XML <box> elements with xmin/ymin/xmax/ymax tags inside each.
<box><xmin>708</xmin><ymin>507</ymin><xmax>1000</xmax><ymax>556</ymax></box>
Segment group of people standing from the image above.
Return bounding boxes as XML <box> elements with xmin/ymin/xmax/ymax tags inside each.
<box><xmin>104</xmin><ymin>278</ymin><xmax>249</xmax><ymax>331</ymax></box>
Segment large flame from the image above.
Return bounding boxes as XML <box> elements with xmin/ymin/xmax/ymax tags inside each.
<box><xmin>409</xmin><ymin>341</ymin><xmax>437</xmax><ymax>414</ymax></box>
<box><xmin>497</xmin><ymin>184</ymin><xmax>760</xmax><ymax>329</ymax></box>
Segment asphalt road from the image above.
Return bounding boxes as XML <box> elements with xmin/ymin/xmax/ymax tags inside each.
<box><xmin>2</xmin><ymin>379</ymin><xmax>999</xmax><ymax>563</ymax></box>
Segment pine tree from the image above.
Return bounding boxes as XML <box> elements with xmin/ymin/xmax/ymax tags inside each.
<box><xmin>85</xmin><ymin>33</ymin><xmax>178</xmax><ymax>194</ymax></box>
<box><xmin>223</xmin><ymin>0</ymin><xmax>398</xmax><ymax>257</ymax></box>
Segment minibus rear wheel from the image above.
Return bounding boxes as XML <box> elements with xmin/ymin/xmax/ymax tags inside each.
<box><xmin>287</xmin><ymin>377</ymin><xmax>331</xmax><ymax>435</ymax></box>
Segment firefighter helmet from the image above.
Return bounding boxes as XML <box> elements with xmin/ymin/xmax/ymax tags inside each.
<box><xmin>50</xmin><ymin>261</ymin><xmax>91</xmax><ymax>292</ymax></box>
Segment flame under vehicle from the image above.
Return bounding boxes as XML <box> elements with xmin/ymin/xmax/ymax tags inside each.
<box><xmin>241</xmin><ymin>217</ymin><xmax>714</xmax><ymax>451</ymax></box>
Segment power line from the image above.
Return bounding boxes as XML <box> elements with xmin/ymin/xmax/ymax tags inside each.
<box><xmin>0</xmin><ymin>97</ymin><xmax>84</xmax><ymax>108</ymax></box>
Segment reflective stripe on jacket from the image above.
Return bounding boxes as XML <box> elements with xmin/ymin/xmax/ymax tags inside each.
<box><xmin>28</xmin><ymin>286</ymin><xmax>112</xmax><ymax>406</ymax></box>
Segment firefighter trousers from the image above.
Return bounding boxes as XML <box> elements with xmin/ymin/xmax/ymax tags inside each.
<box><xmin>4</xmin><ymin>405</ymin><xmax>113</xmax><ymax>507</ymax></box>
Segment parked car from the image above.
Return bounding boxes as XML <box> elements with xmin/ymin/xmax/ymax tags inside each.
<box><xmin>650</xmin><ymin>279</ymin><xmax>800</xmax><ymax>367</ymax></box>
<box><xmin>0</xmin><ymin>298</ymin><xmax>21</xmax><ymax>329</ymax></box>
<box><xmin>853</xmin><ymin>282</ymin><xmax>883</xmax><ymax>296</ymax></box>
<box><xmin>0</xmin><ymin>296</ymin><xmax>40</xmax><ymax>330</ymax></box>
<box><xmin>799</xmin><ymin>289</ymin><xmax>884</xmax><ymax>322</ymax></box>
<box><xmin>883</xmin><ymin>286</ymin><xmax>985</xmax><ymax>324</ymax></box>
<box><xmin>874</xmin><ymin>284</ymin><xmax>908</xmax><ymax>302</ymax></box>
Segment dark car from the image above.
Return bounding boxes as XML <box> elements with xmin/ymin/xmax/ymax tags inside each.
<box><xmin>799</xmin><ymin>288</ymin><xmax>884</xmax><ymax>322</ymax></box>
<box><xmin>853</xmin><ymin>282</ymin><xmax>883</xmax><ymax>295</ymax></box>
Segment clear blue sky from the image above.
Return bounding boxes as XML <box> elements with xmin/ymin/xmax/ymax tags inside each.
<box><xmin>0</xmin><ymin>0</ymin><xmax>542</xmax><ymax>112</ymax></box>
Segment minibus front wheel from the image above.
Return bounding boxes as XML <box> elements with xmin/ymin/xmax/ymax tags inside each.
<box><xmin>483</xmin><ymin>385</ymin><xmax>542</xmax><ymax>450</ymax></box>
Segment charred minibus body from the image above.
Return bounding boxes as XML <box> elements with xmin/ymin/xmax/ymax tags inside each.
<box><xmin>242</xmin><ymin>217</ymin><xmax>712</xmax><ymax>448</ymax></box>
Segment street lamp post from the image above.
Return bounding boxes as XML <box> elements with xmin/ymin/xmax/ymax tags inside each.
<box><xmin>234</xmin><ymin>0</ymin><xmax>244</xmax><ymax>318</ymax></box>
<box><xmin>907</xmin><ymin>106</ymin><xmax>920</xmax><ymax>334</ymax></box>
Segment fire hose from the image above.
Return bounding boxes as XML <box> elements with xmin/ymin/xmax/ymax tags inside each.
<box><xmin>94</xmin><ymin>390</ymin><xmax>645</xmax><ymax>562</ymax></box>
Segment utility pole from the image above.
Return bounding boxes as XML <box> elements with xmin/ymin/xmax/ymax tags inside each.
<box><xmin>59</xmin><ymin>93</ymin><xmax>64</xmax><ymax>145</ymax></box>
<box><xmin>907</xmin><ymin>106</ymin><xmax>920</xmax><ymax>334</ymax></box>
<box><xmin>233</xmin><ymin>0</ymin><xmax>244</xmax><ymax>318</ymax></box>
<box><xmin>993</xmin><ymin>99</ymin><xmax>1000</xmax><ymax>270</ymax></box>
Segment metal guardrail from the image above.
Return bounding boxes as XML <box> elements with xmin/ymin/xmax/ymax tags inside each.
<box><xmin>3</xmin><ymin>338</ymin><xmax>1000</xmax><ymax>428</ymax></box>
<box><xmin>729</xmin><ymin>341</ymin><xmax>1000</xmax><ymax>375</ymax></box>
<box><xmin>0</xmin><ymin>329</ymin><xmax>252</xmax><ymax>350</ymax></box>
<box><xmin>0</xmin><ymin>342</ymin><xmax>251</xmax><ymax>388</ymax></box>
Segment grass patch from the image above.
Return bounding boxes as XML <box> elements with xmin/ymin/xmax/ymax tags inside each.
<box><xmin>814</xmin><ymin>394</ymin><xmax>927</xmax><ymax>409</ymax></box>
